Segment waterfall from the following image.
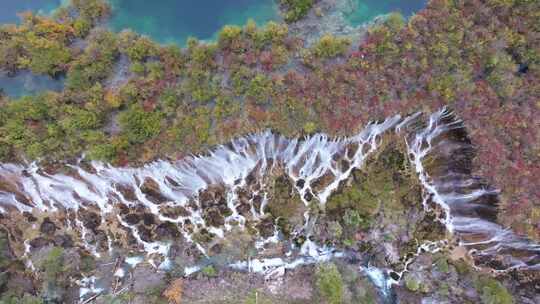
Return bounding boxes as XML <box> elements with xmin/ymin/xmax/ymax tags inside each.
<box><xmin>1</xmin><ymin>108</ymin><xmax>538</xmax><ymax>302</ymax></box>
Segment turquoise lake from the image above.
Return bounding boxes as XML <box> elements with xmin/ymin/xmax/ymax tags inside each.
<box><xmin>0</xmin><ymin>0</ymin><xmax>427</xmax><ymax>97</ymax></box>
<box><xmin>0</xmin><ymin>0</ymin><xmax>62</xmax><ymax>24</ymax></box>
<box><xmin>344</xmin><ymin>0</ymin><xmax>427</xmax><ymax>26</ymax></box>
<box><xmin>108</xmin><ymin>0</ymin><xmax>280</xmax><ymax>45</ymax></box>
<box><xmin>1</xmin><ymin>1</ymin><xmax>428</xmax><ymax>44</ymax></box>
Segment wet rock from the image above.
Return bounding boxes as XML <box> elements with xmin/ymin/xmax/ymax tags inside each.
<box><xmin>141</xmin><ymin>177</ymin><xmax>169</xmax><ymax>204</ymax></box>
<box><xmin>155</xmin><ymin>222</ymin><xmax>181</xmax><ymax>240</ymax></box>
<box><xmin>78</xmin><ymin>210</ymin><xmax>101</xmax><ymax>232</ymax></box>
<box><xmin>236</xmin><ymin>202</ymin><xmax>252</xmax><ymax>217</ymax></box>
<box><xmin>303</xmin><ymin>191</ymin><xmax>314</xmax><ymax>201</ymax></box>
<box><xmin>217</xmin><ymin>204</ymin><xmax>233</xmax><ymax>217</ymax></box>
<box><xmin>22</xmin><ymin>212</ymin><xmax>37</xmax><ymax>222</ymax></box>
<box><xmin>142</xmin><ymin>213</ymin><xmax>155</xmax><ymax>226</ymax></box>
<box><xmin>164</xmin><ymin>176</ymin><xmax>180</xmax><ymax>188</ymax></box>
<box><xmin>115</xmin><ymin>184</ymin><xmax>137</xmax><ymax>201</ymax></box>
<box><xmin>198</xmin><ymin>185</ymin><xmax>227</xmax><ymax>208</ymax></box>
<box><xmin>30</xmin><ymin>237</ymin><xmax>51</xmax><ymax>249</ymax></box>
<box><xmin>256</xmin><ymin>217</ymin><xmax>276</xmax><ymax>238</ymax></box>
<box><xmin>53</xmin><ymin>234</ymin><xmax>73</xmax><ymax>248</ymax></box>
<box><xmin>124</xmin><ymin>213</ymin><xmax>142</xmax><ymax>225</ymax></box>
<box><xmin>160</xmin><ymin>205</ymin><xmax>190</xmax><ymax>218</ymax></box>
<box><xmin>95</xmin><ymin>230</ymin><xmax>110</xmax><ymax>251</ymax></box>
<box><xmin>137</xmin><ymin>225</ymin><xmax>153</xmax><ymax>242</ymax></box>
<box><xmin>39</xmin><ymin>217</ymin><xmax>58</xmax><ymax>235</ymax></box>
<box><xmin>346</xmin><ymin>142</ymin><xmax>359</xmax><ymax>159</ymax></box>
<box><xmin>252</xmin><ymin>194</ymin><xmax>263</xmax><ymax>211</ymax></box>
<box><xmin>116</xmin><ymin>202</ymin><xmax>130</xmax><ymax>215</ymax></box>
<box><xmin>203</xmin><ymin>207</ymin><xmax>225</xmax><ymax>227</ymax></box>
<box><xmin>311</xmin><ymin>171</ymin><xmax>335</xmax><ymax>193</ymax></box>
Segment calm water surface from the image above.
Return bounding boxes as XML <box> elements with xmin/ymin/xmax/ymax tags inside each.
<box><xmin>344</xmin><ymin>0</ymin><xmax>427</xmax><ymax>26</ymax></box>
<box><xmin>0</xmin><ymin>1</ymin><xmax>428</xmax><ymax>43</ymax></box>
<box><xmin>108</xmin><ymin>0</ymin><xmax>280</xmax><ymax>45</ymax></box>
<box><xmin>0</xmin><ymin>71</ymin><xmax>64</xmax><ymax>99</ymax></box>
<box><xmin>0</xmin><ymin>0</ymin><xmax>62</xmax><ymax>24</ymax></box>
<box><xmin>0</xmin><ymin>0</ymin><xmax>427</xmax><ymax>97</ymax></box>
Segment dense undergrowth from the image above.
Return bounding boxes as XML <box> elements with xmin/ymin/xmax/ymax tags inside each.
<box><xmin>0</xmin><ymin>0</ymin><xmax>538</xmax><ymax>242</ymax></box>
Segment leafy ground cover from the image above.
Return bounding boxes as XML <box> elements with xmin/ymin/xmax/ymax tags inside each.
<box><xmin>0</xmin><ymin>0</ymin><xmax>538</xmax><ymax>251</ymax></box>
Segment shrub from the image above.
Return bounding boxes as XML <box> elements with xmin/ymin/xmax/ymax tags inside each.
<box><xmin>302</xmin><ymin>121</ymin><xmax>317</xmax><ymax>134</ymax></box>
<box><xmin>0</xmin><ymin>142</ymin><xmax>9</xmax><ymax>161</ymax></box>
<box><xmin>261</xmin><ymin>22</ymin><xmax>289</xmax><ymax>45</ymax></box>
<box><xmin>159</xmin><ymin>87</ymin><xmax>181</xmax><ymax>114</ymax></box>
<box><xmin>201</xmin><ymin>265</ymin><xmax>217</xmax><ymax>277</ymax></box>
<box><xmin>476</xmin><ymin>277</ymin><xmax>514</xmax><ymax>304</ymax></box>
<box><xmin>0</xmin><ymin>231</ymin><xmax>10</xmax><ymax>269</ymax></box>
<box><xmin>71</xmin><ymin>0</ymin><xmax>111</xmax><ymax>24</ymax></box>
<box><xmin>41</xmin><ymin>247</ymin><xmax>64</xmax><ymax>281</ymax></box>
<box><xmin>246</xmin><ymin>74</ymin><xmax>273</xmax><ymax>103</ymax></box>
<box><xmin>73</xmin><ymin>18</ymin><xmax>91</xmax><ymax>38</ymax></box>
<box><xmin>218</xmin><ymin>25</ymin><xmax>242</xmax><ymax>48</ymax></box>
<box><xmin>213</xmin><ymin>93</ymin><xmax>240</xmax><ymax>120</ymax></box>
<box><xmin>59</xmin><ymin>106</ymin><xmax>101</xmax><ymax>132</ymax></box>
<box><xmin>315</xmin><ymin>263</ymin><xmax>343</xmax><ymax>304</ymax></box>
<box><xmin>244</xmin><ymin>290</ymin><xmax>274</xmax><ymax>304</ymax></box>
<box><xmin>118</xmin><ymin>104</ymin><xmax>162</xmax><ymax>144</ymax></box>
<box><xmin>0</xmin><ymin>293</ymin><xmax>44</xmax><ymax>304</ymax></box>
<box><xmin>189</xmin><ymin>43</ymin><xmax>217</xmax><ymax>67</ymax></box>
<box><xmin>147</xmin><ymin>61</ymin><xmax>165</xmax><ymax>80</ymax></box>
<box><xmin>27</xmin><ymin>41</ymin><xmax>71</xmax><ymax>75</ymax></box>
<box><xmin>126</xmin><ymin>37</ymin><xmax>158</xmax><ymax>62</ymax></box>
<box><xmin>343</xmin><ymin>209</ymin><xmax>365</xmax><ymax>229</ymax></box>
<box><xmin>404</xmin><ymin>274</ymin><xmax>421</xmax><ymax>292</ymax></box>
<box><xmin>130</xmin><ymin>62</ymin><xmax>145</xmax><ymax>75</ymax></box>
<box><xmin>87</xmin><ymin>143</ymin><xmax>116</xmax><ymax>162</ymax></box>
<box><xmin>66</xmin><ymin>30</ymin><xmax>118</xmax><ymax>90</ymax></box>
<box><xmin>311</xmin><ymin>35</ymin><xmax>350</xmax><ymax>59</ymax></box>
<box><xmin>385</xmin><ymin>12</ymin><xmax>405</xmax><ymax>32</ymax></box>
<box><xmin>280</xmin><ymin>0</ymin><xmax>314</xmax><ymax>22</ymax></box>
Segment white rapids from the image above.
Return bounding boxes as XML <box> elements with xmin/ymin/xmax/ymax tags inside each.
<box><xmin>0</xmin><ymin>108</ymin><xmax>539</xmax><ymax>301</ymax></box>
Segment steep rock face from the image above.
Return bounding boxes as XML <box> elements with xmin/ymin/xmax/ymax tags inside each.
<box><xmin>0</xmin><ymin>109</ymin><xmax>538</xmax><ymax>303</ymax></box>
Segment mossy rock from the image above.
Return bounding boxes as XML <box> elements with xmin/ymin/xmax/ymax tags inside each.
<box><xmin>325</xmin><ymin>141</ymin><xmax>422</xmax><ymax>246</ymax></box>
<box><xmin>201</xmin><ymin>265</ymin><xmax>218</xmax><ymax>277</ymax></box>
<box><xmin>315</xmin><ymin>263</ymin><xmax>344</xmax><ymax>304</ymax></box>
<box><xmin>266</xmin><ymin>174</ymin><xmax>306</xmax><ymax>235</ymax></box>
<box><xmin>404</xmin><ymin>274</ymin><xmax>421</xmax><ymax>292</ymax></box>
<box><xmin>435</xmin><ymin>257</ymin><xmax>450</xmax><ymax>274</ymax></box>
<box><xmin>475</xmin><ymin>276</ymin><xmax>514</xmax><ymax>304</ymax></box>
<box><xmin>450</xmin><ymin>257</ymin><xmax>474</xmax><ymax>276</ymax></box>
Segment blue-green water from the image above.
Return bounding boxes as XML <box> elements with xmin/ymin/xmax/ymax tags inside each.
<box><xmin>344</xmin><ymin>0</ymin><xmax>427</xmax><ymax>26</ymax></box>
<box><xmin>108</xmin><ymin>0</ymin><xmax>280</xmax><ymax>45</ymax></box>
<box><xmin>0</xmin><ymin>71</ymin><xmax>64</xmax><ymax>99</ymax></box>
<box><xmin>0</xmin><ymin>0</ymin><xmax>427</xmax><ymax>97</ymax></box>
<box><xmin>0</xmin><ymin>0</ymin><xmax>62</xmax><ymax>24</ymax></box>
<box><xmin>1</xmin><ymin>1</ymin><xmax>428</xmax><ymax>44</ymax></box>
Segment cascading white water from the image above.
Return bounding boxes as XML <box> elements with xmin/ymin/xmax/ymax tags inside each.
<box><xmin>1</xmin><ymin>108</ymin><xmax>538</xmax><ymax>302</ymax></box>
<box><xmin>400</xmin><ymin>108</ymin><xmax>540</xmax><ymax>272</ymax></box>
<box><xmin>0</xmin><ymin>115</ymin><xmax>401</xmax><ymax>275</ymax></box>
